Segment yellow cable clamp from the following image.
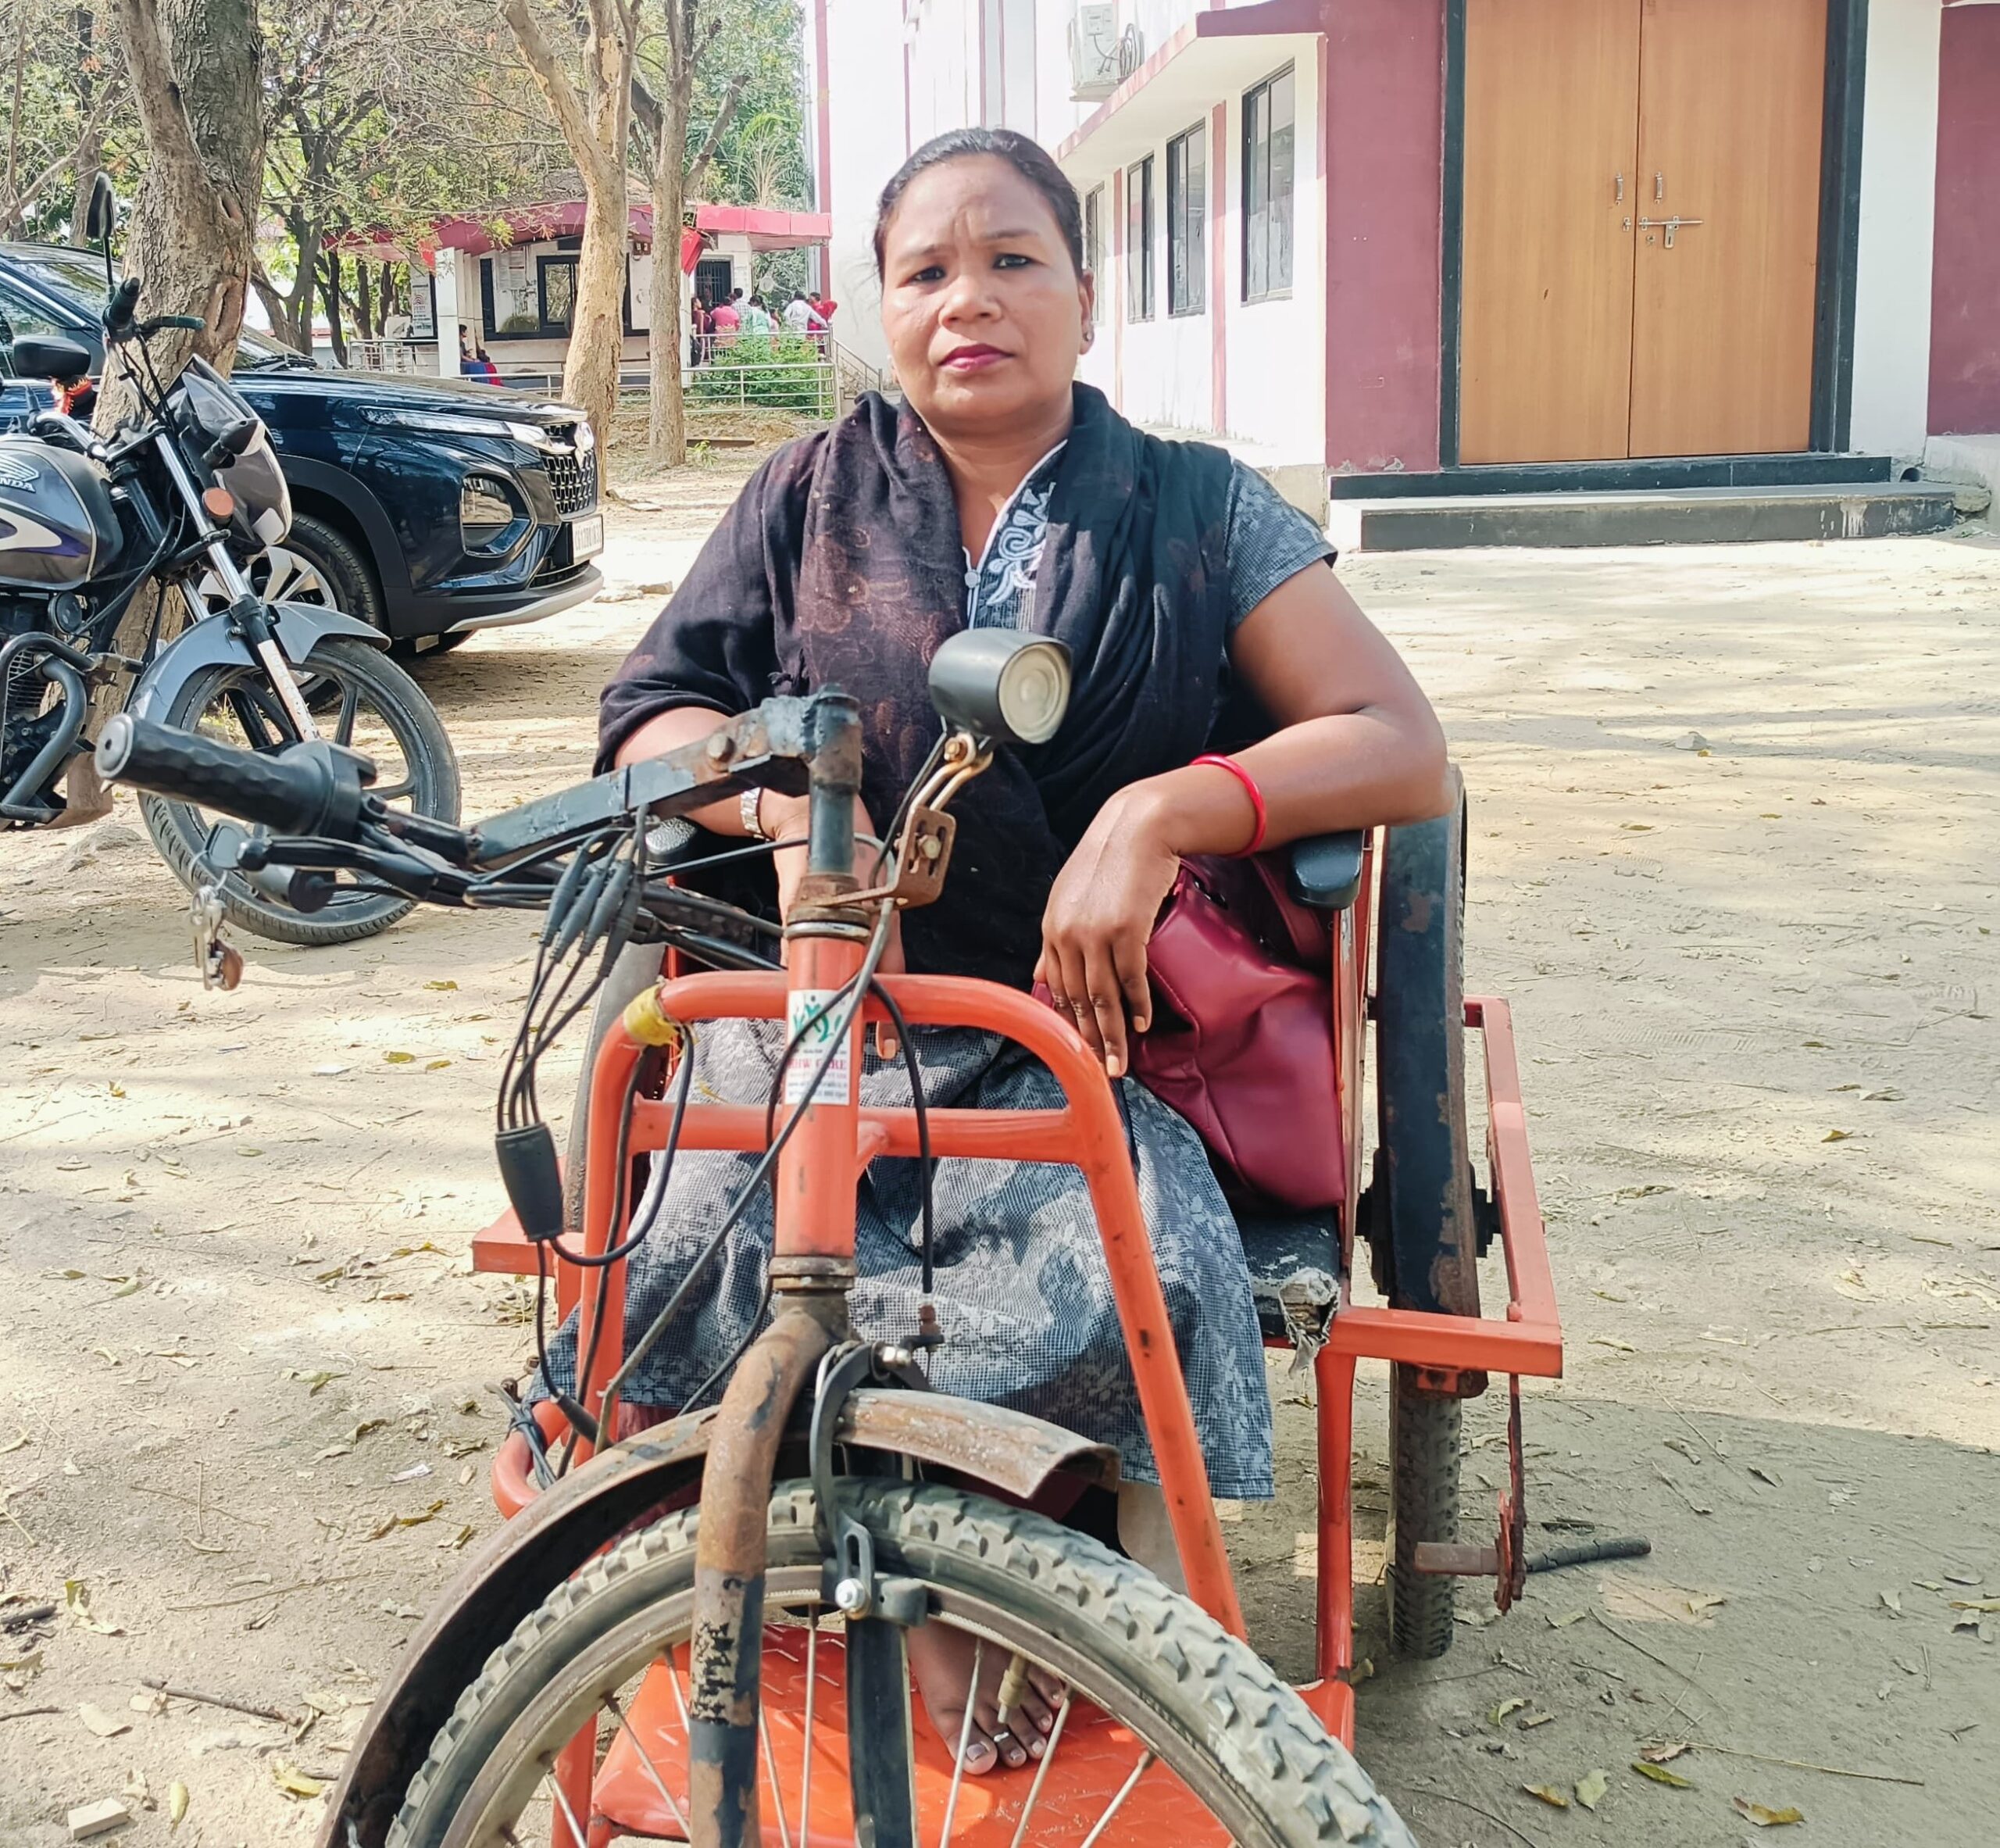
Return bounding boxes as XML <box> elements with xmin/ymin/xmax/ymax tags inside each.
<box><xmin>620</xmin><ymin>988</ymin><xmax>684</xmax><ymax>1049</ymax></box>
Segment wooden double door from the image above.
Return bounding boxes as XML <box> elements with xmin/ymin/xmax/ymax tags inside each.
<box><xmin>1459</xmin><ymin>0</ymin><xmax>1828</xmax><ymax>464</ymax></box>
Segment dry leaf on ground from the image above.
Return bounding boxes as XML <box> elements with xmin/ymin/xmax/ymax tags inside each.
<box><xmin>1734</xmin><ymin>1796</ymin><xmax>1805</xmax><ymax>1827</ymax></box>
<box><xmin>270</xmin><ymin>1760</ymin><xmax>323</xmax><ymax>1800</ymax></box>
<box><xmin>1576</xmin><ymin>1768</ymin><xmax>1609</xmax><ymax>1810</ymax></box>
<box><xmin>77</xmin><ymin>1701</ymin><xmax>129</xmax><ymax>1738</ymax></box>
<box><xmin>1632</xmin><ymin>1760</ymin><xmax>1695</xmax><ymax>1788</ymax></box>
<box><xmin>1490</xmin><ymin>1696</ymin><xmax>1527</xmax><ymax>1724</ymax></box>
<box><xmin>1522</xmin><ymin>1784</ymin><xmax>1570</xmax><ymax>1808</ymax></box>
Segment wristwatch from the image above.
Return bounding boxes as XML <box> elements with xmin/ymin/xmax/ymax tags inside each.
<box><xmin>739</xmin><ymin>787</ymin><xmax>769</xmax><ymax>840</ymax></box>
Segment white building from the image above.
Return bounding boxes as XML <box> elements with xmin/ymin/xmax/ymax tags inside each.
<box><xmin>806</xmin><ymin>0</ymin><xmax>2000</xmax><ymax>499</ymax></box>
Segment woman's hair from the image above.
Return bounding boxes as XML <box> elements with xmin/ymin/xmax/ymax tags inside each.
<box><xmin>872</xmin><ymin>127</ymin><xmax>1084</xmax><ymax>280</ymax></box>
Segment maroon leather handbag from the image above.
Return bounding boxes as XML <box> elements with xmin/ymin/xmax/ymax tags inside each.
<box><xmin>1132</xmin><ymin>854</ymin><xmax>1344</xmax><ymax>1213</ymax></box>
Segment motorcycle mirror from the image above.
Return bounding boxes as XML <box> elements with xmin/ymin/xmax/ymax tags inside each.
<box><xmin>84</xmin><ymin>174</ymin><xmax>116</xmax><ymax>245</ymax></box>
<box><xmin>85</xmin><ymin>175</ymin><xmax>118</xmax><ymax>298</ymax></box>
<box><xmin>927</xmin><ymin>631</ymin><xmax>1072</xmax><ymax>747</ymax></box>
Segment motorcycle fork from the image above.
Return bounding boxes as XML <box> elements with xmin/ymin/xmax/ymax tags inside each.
<box><xmin>152</xmin><ymin>428</ymin><xmax>322</xmax><ymax>742</ymax></box>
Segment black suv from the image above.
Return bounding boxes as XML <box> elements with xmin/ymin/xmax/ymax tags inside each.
<box><xmin>0</xmin><ymin>241</ymin><xmax>602</xmax><ymax>652</ymax></box>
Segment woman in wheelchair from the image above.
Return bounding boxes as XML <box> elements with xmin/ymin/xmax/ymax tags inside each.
<box><xmin>567</xmin><ymin>127</ymin><xmax>1451</xmax><ymax>1776</ymax></box>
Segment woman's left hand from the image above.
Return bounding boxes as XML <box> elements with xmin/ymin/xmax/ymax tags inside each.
<box><xmin>1034</xmin><ymin>787</ymin><xmax>1181</xmax><ymax>1078</ymax></box>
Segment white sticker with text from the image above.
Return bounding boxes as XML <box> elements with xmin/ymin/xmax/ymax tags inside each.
<box><xmin>784</xmin><ymin>988</ymin><xmax>853</xmax><ymax>1106</ymax></box>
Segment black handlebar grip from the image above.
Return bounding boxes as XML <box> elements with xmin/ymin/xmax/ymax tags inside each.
<box><xmin>105</xmin><ymin>275</ymin><xmax>141</xmax><ymax>334</ymax></box>
<box><xmin>96</xmin><ymin>714</ymin><xmax>338</xmax><ymax>835</ymax></box>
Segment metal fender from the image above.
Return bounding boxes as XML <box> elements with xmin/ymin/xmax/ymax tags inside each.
<box><xmin>316</xmin><ymin>1390</ymin><xmax>1116</xmax><ymax>1847</ymax></box>
<box><xmin>126</xmin><ymin>602</ymin><xmax>386</xmax><ymax>724</ymax></box>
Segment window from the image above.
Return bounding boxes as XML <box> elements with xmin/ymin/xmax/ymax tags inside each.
<box><xmin>1242</xmin><ymin>66</ymin><xmax>1295</xmax><ymax>302</ymax></box>
<box><xmin>1166</xmin><ymin>123</ymin><xmax>1207</xmax><ymax>316</ymax></box>
<box><xmin>1084</xmin><ymin>186</ymin><xmax>1104</xmax><ymax>324</ymax></box>
<box><xmin>1126</xmin><ymin>155</ymin><xmax>1155</xmax><ymax>322</ymax></box>
<box><xmin>0</xmin><ymin>280</ymin><xmax>80</xmax><ymax>342</ymax></box>
<box><xmin>538</xmin><ymin>256</ymin><xmax>578</xmax><ymax>333</ymax></box>
<box><xmin>482</xmin><ymin>251</ymin><xmax>598</xmax><ymax>340</ymax></box>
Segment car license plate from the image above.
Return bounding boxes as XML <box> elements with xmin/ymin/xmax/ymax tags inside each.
<box><xmin>569</xmin><ymin>512</ymin><xmax>604</xmax><ymax>559</ymax></box>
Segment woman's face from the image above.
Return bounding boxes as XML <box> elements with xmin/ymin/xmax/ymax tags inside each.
<box><xmin>879</xmin><ymin>155</ymin><xmax>1094</xmax><ymax>438</ymax></box>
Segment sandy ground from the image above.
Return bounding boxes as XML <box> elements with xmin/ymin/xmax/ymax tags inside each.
<box><xmin>2</xmin><ymin>463</ymin><xmax>1995</xmax><ymax>1846</ymax></box>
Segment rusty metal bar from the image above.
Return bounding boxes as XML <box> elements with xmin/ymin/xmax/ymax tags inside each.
<box><xmin>686</xmin><ymin>1310</ymin><xmax>832</xmax><ymax>1848</ymax></box>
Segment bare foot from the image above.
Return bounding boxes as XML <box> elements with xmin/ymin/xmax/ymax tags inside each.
<box><xmin>905</xmin><ymin>1625</ymin><xmax>1066</xmax><ymax>1774</ymax></box>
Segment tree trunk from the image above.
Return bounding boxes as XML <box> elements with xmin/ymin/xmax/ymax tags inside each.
<box><xmin>500</xmin><ymin>0</ymin><xmax>635</xmax><ymax>444</ymax></box>
<box><xmin>354</xmin><ymin>260</ymin><xmax>375</xmax><ymax>341</ymax></box>
<box><xmin>76</xmin><ymin>0</ymin><xmax>264</xmax><ymax>821</ymax></box>
<box><xmin>320</xmin><ymin>251</ymin><xmax>348</xmax><ymax>365</ymax></box>
<box><xmin>67</xmin><ymin>9</ymin><xmax>101</xmax><ymax>246</ymax></box>
<box><xmin>646</xmin><ymin>75</ymin><xmax>688</xmax><ymax>467</ymax></box>
<box><xmin>380</xmin><ymin>259</ymin><xmax>398</xmax><ymax>320</ymax></box>
<box><xmin>108</xmin><ymin>0</ymin><xmax>262</xmax><ymax>393</ymax></box>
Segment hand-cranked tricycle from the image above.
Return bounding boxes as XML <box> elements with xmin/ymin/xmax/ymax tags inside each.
<box><xmin>94</xmin><ymin>627</ymin><xmax>1561</xmax><ymax>1848</ymax></box>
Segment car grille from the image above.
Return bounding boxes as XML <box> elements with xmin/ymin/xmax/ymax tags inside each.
<box><xmin>543</xmin><ymin>438</ymin><xmax>598</xmax><ymax>517</ymax></box>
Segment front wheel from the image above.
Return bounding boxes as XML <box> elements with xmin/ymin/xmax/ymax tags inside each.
<box><xmin>140</xmin><ymin>636</ymin><xmax>459</xmax><ymax>946</ymax></box>
<box><xmin>387</xmin><ymin>1481</ymin><xmax>1414</xmax><ymax>1848</ymax></box>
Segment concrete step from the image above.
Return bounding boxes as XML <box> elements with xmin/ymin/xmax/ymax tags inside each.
<box><xmin>1327</xmin><ymin>481</ymin><xmax>1961</xmax><ymax>552</ymax></box>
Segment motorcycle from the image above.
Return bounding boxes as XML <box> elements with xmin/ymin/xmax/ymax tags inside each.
<box><xmin>0</xmin><ymin>177</ymin><xmax>459</xmax><ymax>949</ymax></box>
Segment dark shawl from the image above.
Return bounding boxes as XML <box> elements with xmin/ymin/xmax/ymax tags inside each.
<box><xmin>600</xmin><ymin>384</ymin><xmax>1240</xmax><ymax>985</ymax></box>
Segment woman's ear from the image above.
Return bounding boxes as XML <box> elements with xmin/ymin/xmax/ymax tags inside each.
<box><xmin>1079</xmin><ymin>271</ymin><xmax>1097</xmax><ymax>349</ymax></box>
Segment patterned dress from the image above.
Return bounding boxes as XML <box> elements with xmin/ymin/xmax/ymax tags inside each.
<box><xmin>543</xmin><ymin>457</ymin><xmax>1334</xmax><ymax>1501</ymax></box>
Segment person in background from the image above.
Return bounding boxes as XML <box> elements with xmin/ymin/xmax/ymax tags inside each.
<box><xmin>709</xmin><ymin>291</ymin><xmax>741</xmax><ymax>350</ymax></box>
<box><xmin>689</xmin><ymin>294</ymin><xmax>711</xmax><ymax>365</ymax></box>
<box><xmin>782</xmin><ymin>289</ymin><xmax>826</xmax><ymax>337</ymax></box>
<box><xmin>742</xmin><ymin>293</ymin><xmax>775</xmax><ymax>337</ymax></box>
<box><xmin>457</xmin><ymin>326</ymin><xmax>501</xmax><ymax>384</ymax></box>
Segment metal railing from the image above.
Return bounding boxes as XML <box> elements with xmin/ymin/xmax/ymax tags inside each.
<box><xmin>684</xmin><ymin>350</ymin><xmax>836</xmax><ymax>419</ymax></box>
<box><xmin>338</xmin><ymin>335</ymin><xmax>890</xmax><ymax>424</ymax></box>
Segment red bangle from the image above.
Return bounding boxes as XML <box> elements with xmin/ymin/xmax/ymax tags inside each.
<box><xmin>1189</xmin><ymin>752</ymin><xmax>1267</xmax><ymax>856</ymax></box>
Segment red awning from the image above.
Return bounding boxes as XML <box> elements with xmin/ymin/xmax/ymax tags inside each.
<box><xmin>330</xmin><ymin>202</ymin><xmax>830</xmax><ymax>266</ymax></box>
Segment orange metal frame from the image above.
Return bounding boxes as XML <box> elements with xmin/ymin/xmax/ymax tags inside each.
<box><xmin>476</xmin><ymin>832</ymin><xmax>1564</xmax><ymax>1789</ymax></box>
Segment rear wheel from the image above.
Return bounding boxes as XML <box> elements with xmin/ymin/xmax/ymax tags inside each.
<box><xmin>387</xmin><ymin>1480</ymin><xmax>1414</xmax><ymax>1848</ymax></box>
<box><xmin>140</xmin><ymin>636</ymin><xmax>459</xmax><ymax>946</ymax></box>
<box><xmin>1373</xmin><ymin>767</ymin><xmax>1479</xmax><ymax>1659</ymax></box>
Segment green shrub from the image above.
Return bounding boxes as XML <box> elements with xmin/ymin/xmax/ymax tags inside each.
<box><xmin>691</xmin><ymin>330</ymin><xmax>831</xmax><ymax>416</ymax></box>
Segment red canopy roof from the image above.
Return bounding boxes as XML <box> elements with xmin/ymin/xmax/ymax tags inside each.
<box><xmin>331</xmin><ymin>201</ymin><xmax>829</xmax><ymax>266</ymax></box>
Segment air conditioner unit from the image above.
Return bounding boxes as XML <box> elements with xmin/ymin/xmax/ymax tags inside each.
<box><xmin>1070</xmin><ymin>3</ymin><xmax>1120</xmax><ymax>101</ymax></box>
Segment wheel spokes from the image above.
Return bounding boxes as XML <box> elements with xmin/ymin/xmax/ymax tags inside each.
<box><xmin>1005</xmin><ymin>1689</ymin><xmax>1074</xmax><ymax>1848</ymax></box>
<box><xmin>333</xmin><ymin>679</ymin><xmax>362</xmax><ymax>747</ymax></box>
<box><xmin>800</xmin><ymin>1618</ymin><xmax>818</xmax><ymax>1848</ymax></box>
<box><xmin>602</xmin><ymin>1687</ymin><xmax>689</xmax><ymax>1836</ymax></box>
<box><xmin>1076</xmin><ymin>1747</ymin><xmax>1157</xmax><ymax>1848</ymax></box>
<box><xmin>543</xmin><ymin>1754</ymin><xmax>591</xmax><ymax>1848</ymax></box>
<box><xmin>760</xmin><ymin>1700</ymin><xmax>795</xmax><ymax>1848</ymax></box>
<box><xmin>934</xmin><ymin>1635</ymin><xmax>984</xmax><ymax>1848</ymax></box>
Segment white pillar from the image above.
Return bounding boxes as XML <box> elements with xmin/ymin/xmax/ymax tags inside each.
<box><xmin>434</xmin><ymin>248</ymin><xmax>461</xmax><ymax>381</ymax></box>
<box><xmin>1850</xmin><ymin>0</ymin><xmax>1942</xmax><ymax>459</ymax></box>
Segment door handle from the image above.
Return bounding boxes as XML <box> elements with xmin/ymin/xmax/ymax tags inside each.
<box><xmin>1654</xmin><ymin>172</ymin><xmax>1665</xmax><ymax>202</ymax></box>
<box><xmin>1614</xmin><ymin>172</ymin><xmax>1624</xmax><ymax>202</ymax></box>
<box><xmin>1638</xmin><ymin>215</ymin><xmax>1704</xmax><ymax>248</ymax></box>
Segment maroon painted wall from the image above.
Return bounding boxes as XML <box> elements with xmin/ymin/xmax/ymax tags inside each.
<box><xmin>1930</xmin><ymin>5</ymin><xmax>2000</xmax><ymax>435</ymax></box>
<box><xmin>1321</xmin><ymin>0</ymin><xmax>1445</xmax><ymax>473</ymax></box>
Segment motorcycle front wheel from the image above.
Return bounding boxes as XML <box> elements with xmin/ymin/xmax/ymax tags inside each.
<box><xmin>140</xmin><ymin>635</ymin><xmax>460</xmax><ymax>946</ymax></box>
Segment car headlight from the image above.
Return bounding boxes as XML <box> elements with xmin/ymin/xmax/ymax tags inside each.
<box><xmin>360</xmin><ymin>406</ymin><xmax>563</xmax><ymax>448</ymax></box>
<box><xmin>461</xmin><ymin>474</ymin><xmax>523</xmax><ymax>551</ymax></box>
